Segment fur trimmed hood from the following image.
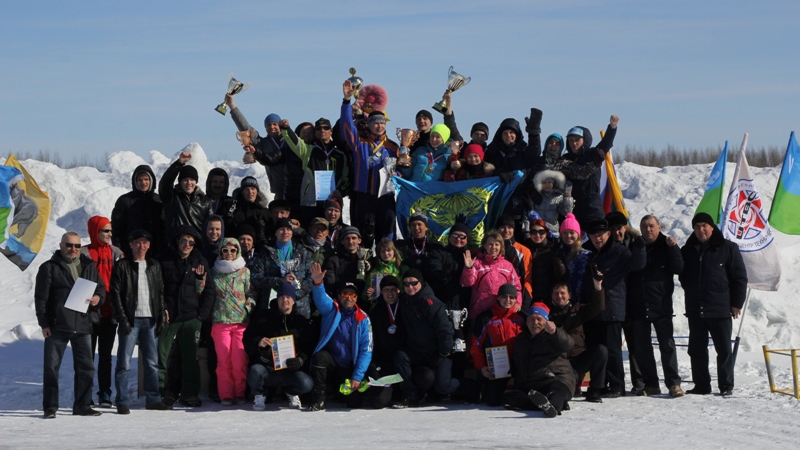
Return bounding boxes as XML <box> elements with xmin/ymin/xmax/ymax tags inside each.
<box><xmin>533</xmin><ymin>169</ymin><xmax>566</xmax><ymax>193</ymax></box>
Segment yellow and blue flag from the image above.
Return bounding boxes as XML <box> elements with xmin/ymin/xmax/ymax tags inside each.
<box><xmin>0</xmin><ymin>155</ymin><xmax>50</xmax><ymax>270</ymax></box>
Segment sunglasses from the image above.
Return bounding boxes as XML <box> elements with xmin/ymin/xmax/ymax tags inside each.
<box><xmin>451</xmin><ymin>233</ymin><xmax>468</xmax><ymax>240</ymax></box>
<box><xmin>315</xmin><ymin>126</ymin><xmax>331</xmax><ymax>131</ymax></box>
<box><xmin>179</xmin><ymin>238</ymin><xmax>196</xmax><ymax>247</ymax></box>
<box><xmin>403</xmin><ymin>281</ymin><xmax>420</xmax><ymax>287</ymax></box>
<box><xmin>531</xmin><ymin>229</ymin><xmax>548</xmax><ymax>236</ymax></box>
<box><xmin>64</xmin><ymin>243</ymin><xmax>82</xmax><ymax>249</ymax></box>
<box><xmin>221</xmin><ymin>248</ymin><xmax>238</xmax><ymax>254</ymax></box>
<box><xmin>339</xmin><ymin>292</ymin><xmax>357</xmax><ymax>300</ymax></box>
<box><xmin>100</xmin><ymin>229</ymin><xmax>113</xmax><ymax>233</ymax></box>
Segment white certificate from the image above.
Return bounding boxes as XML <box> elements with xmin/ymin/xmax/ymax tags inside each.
<box><xmin>485</xmin><ymin>346</ymin><xmax>511</xmax><ymax>379</ymax></box>
<box><xmin>371</xmin><ymin>274</ymin><xmax>386</xmax><ymax>300</ymax></box>
<box><xmin>64</xmin><ymin>278</ymin><xmax>98</xmax><ymax>314</ymax></box>
<box><xmin>271</xmin><ymin>335</ymin><xmax>296</xmax><ymax>371</ymax></box>
<box><xmin>314</xmin><ymin>170</ymin><xmax>335</xmax><ymax>201</ymax></box>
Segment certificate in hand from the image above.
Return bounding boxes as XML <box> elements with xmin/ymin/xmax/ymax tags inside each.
<box><xmin>314</xmin><ymin>170</ymin><xmax>336</xmax><ymax>201</ymax></box>
<box><xmin>271</xmin><ymin>335</ymin><xmax>296</xmax><ymax>371</ymax></box>
<box><xmin>64</xmin><ymin>278</ymin><xmax>98</xmax><ymax>314</ymax></box>
<box><xmin>485</xmin><ymin>346</ymin><xmax>511</xmax><ymax>379</ymax></box>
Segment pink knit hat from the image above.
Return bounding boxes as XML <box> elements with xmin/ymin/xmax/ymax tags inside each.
<box><xmin>560</xmin><ymin>213</ymin><xmax>581</xmax><ymax>234</ymax></box>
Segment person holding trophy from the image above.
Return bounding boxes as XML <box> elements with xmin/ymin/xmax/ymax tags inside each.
<box><xmin>339</xmin><ymin>77</ymin><xmax>401</xmax><ymax>247</ymax></box>
<box><xmin>397</xmin><ymin>123</ymin><xmax>453</xmax><ymax>182</ymax></box>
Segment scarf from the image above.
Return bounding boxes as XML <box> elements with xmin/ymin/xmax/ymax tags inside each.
<box><xmin>276</xmin><ymin>240</ymin><xmax>293</xmax><ymax>262</ymax></box>
<box><xmin>214</xmin><ymin>256</ymin><xmax>246</xmax><ymax>274</ymax></box>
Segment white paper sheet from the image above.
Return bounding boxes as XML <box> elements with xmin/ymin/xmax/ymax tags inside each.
<box><xmin>271</xmin><ymin>335</ymin><xmax>296</xmax><ymax>370</ymax></box>
<box><xmin>64</xmin><ymin>278</ymin><xmax>98</xmax><ymax>313</ymax></box>
<box><xmin>314</xmin><ymin>170</ymin><xmax>335</xmax><ymax>201</ymax></box>
<box><xmin>486</xmin><ymin>346</ymin><xmax>511</xmax><ymax>379</ymax></box>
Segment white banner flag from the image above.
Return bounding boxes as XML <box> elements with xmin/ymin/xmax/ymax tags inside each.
<box><xmin>722</xmin><ymin>133</ymin><xmax>781</xmax><ymax>291</ymax></box>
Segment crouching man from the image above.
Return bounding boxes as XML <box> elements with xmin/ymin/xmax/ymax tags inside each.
<box><xmin>503</xmin><ymin>303</ymin><xmax>575</xmax><ymax>418</ymax></box>
<box><xmin>244</xmin><ymin>282</ymin><xmax>317</xmax><ymax>411</ymax></box>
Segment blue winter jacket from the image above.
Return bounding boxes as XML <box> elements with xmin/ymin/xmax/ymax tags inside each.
<box><xmin>312</xmin><ymin>282</ymin><xmax>373</xmax><ymax>381</ymax></box>
<box><xmin>398</xmin><ymin>143</ymin><xmax>452</xmax><ymax>182</ymax></box>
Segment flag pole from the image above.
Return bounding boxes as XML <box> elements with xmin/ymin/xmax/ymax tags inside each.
<box><xmin>732</xmin><ymin>287</ymin><xmax>752</xmax><ymax>365</ymax></box>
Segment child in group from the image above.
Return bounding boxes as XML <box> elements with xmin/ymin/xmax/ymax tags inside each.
<box><xmin>443</xmin><ymin>144</ymin><xmax>495</xmax><ymax>182</ymax></box>
<box><xmin>531</xmin><ymin>170</ymin><xmax>574</xmax><ymax>234</ymax></box>
<box><xmin>362</xmin><ymin>238</ymin><xmax>407</xmax><ymax>310</ymax></box>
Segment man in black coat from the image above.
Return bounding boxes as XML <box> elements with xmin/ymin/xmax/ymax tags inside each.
<box><xmin>679</xmin><ymin>212</ymin><xmax>747</xmax><ymax>396</ymax></box>
<box><xmin>628</xmin><ymin>215</ymin><xmax>685</xmax><ymax>398</ymax></box>
<box><xmin>156</xmin><ymin>225</ymin><xmax>215</xmax><ymax>407</ymax></box>
<box><xmin>108</xmin><ymin>229</ymin><xmax>170</xmax><ymax>413</ymax></box>
<box><xmin>244</xmin><ymin>282</ymin><xmax>318</xmax><ymax>410</ymax></box>
<box><xmin>221</xmin><ymin>176</ymin><xmax>270</xmax><ymax>246</ymax></box>
<box><xmin>504</xmin><ymin>302</ymin><xmax>575</xmax><ymax>418</ymax></box>
<box><xmin>35</xmin><ymin>232</ymin><xmax>106</xmax><ymax>418</ymax></box>
<box><xmin>427</xmin><ymin>222</ymin><xmax>472</xmax><ymax>311</ymax></box>
<box><xmin>158</xmin><ymin>151</ymin><xmax>213</xmax><ymax>242</ymax></box>
<box><xmin>393</xmin><ymin>270</ymin><xmax>474</xmax><ymax>406</ymax></box>
<box><xmin>322</xmin><ymin>226</ymin><xmax>369</xmax><ymax>296</ymax></box>
<box><xmin>560</xmin><ymin>116</ymin><xmax>619</xmax><ymax>228</ymax></box>
<box><xmin>205</xmin><ymin>167</ymin><xmax>231</xmax><ymax>216</ymax></box>
<box><xmin>394</xmin><ymin>213</ymin><xmax>444</xmax><ymax>274</ymax></box>
<box><xmin>582</xmin><ymin>219</ymin><xmax>646</xmax><ymax>398</ymax></box>
<box><xmin>111</xmin><ymin>164</ymin><xmax>163</xmax><ymax>258</ymax></box>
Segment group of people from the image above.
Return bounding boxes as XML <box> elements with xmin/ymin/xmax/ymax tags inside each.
<box><xmin>34</xmin><ymin>76</ymin><xmax>748</xmax><ymax>419</ymax></box>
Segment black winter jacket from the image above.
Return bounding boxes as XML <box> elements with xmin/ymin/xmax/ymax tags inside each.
<box><xmin>399</xmin><ymin>283</ymin><xmax>454</xmax><ymax>359</ymax></box>
<box><xmin>548</xmin><ymin>286</ymin><xmax>605</xmax><ymax>358</ymax></box>
<box><xmin>322</xmin><ymin>250</ymin><xmax>362</xmax><ymax>296</ymax></box>
<box><xmin>108</xmin><ymin>257</ymin><xmax>166</xmax><ymax>334</ymax></box>
<box><xmin>220</xmin><ymin>190</ymin><xmax>270</xmax><ymax>246</ymax></box>
<box><xmin>243</xmin><ymin>302</ymin><xmax>319</xmax><ymax>369</ymax></box>
<box><xmin>679</xmin><ymin>228</ymin><xmax>747</xmax><ymax>319</ymax></box>
<box><xmin>158</xmin><ymin>241</ymin><xmax>215</xmax><ymax>323</ymax></box>
<box><xmin>427</xmin><ymin>244</ymin><xmax>472</xmax><ymax>310</ymax></box>
<box><xmin>159</xmin><ymin>160</ymin><xmax>214</xmax><ymax>241</ymax></box>
<box><xmin>560</xmin><ymin>125</ymin><xmax>616</xmax><ymax>225</ymax></box>
<box><xmin>522</xmin><ymin>238</ymin><xmax>566</xmax><ymax>305</ymax></box>
<box><xmin>583</xmin><ymin>235</ymin><xmax>646</xmax><ymax>322</ymax></box>
<box><xmin>368</xmin><ymin>297</ymin><xmax>407</xmax><ymax>373</ymax></box>
<box><xmin>395</xmin><ymin>237</ymin><xmax>444</xmax><ymax>274</ymax></box>
<box><xmin>111</xmin><ymin>165</ymin><xmax>164</xmax><ymax>257</ymax></box>
<box><xmin>513</xmin><ymin>326</ymin><xmax>575</xmax><ymax>392</ymax></box>
<box><xmin>628</xmin><ymin>233</ymin><xmax>684</xmax><ymax>320</ymax></box>
<box><xmin>35</xmin><ymin>253</ymin><xmax>106</xmax><ymax>334</ymax></box>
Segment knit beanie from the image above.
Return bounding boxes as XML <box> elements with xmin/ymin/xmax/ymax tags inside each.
<box><xmin>430</xmin><ymin>124</ymin><xmax>451</xmax><ymax>144</ymax></box>
<box><xmin>497</xmin><ymin>283</ymin><xmax>518</xmax><ymax>298</ymax></box>
<box><xmin>450</xmin><ymin>222</ymin><xmax>470</xmax><ymax>235</ymax></box>
<box><xmin>692</xmin><ymin>212</ymin><xmax>715</xmax><ymax>227</ymax></box>
<box><xmin>470</xmin><ymin>122</ymin><xmax>490</xmax><ymax>137</ymax></box>
<box><xmin>264</xmin><ymin>113</ymin><xmax>281</xmax><ymax>127</ymax></box>
<box><xmin>403</xmin><ymin>268</ymin><xmax>424</xmax><ymax>285</ymax></box>
<box><xmin>528</xmin><ymin>302</ymin><xmax>550</xmax><ymax>320</ymax></box>
<box><xmin>240</xmin><ymin>176</ymin><xmax>259</xmax><ymax>192</ymax></box>
<box><xmin>380</xmin><ymin>275</ymin><xmax>401</xmax><ymax>290</ymax></box>
<box><xmin>236</xmin><ymin>224</ymin><xmax>256</xmax><ymax>239</ymax></box>
<box><xmin>274</xmin><ymin>218</ymin><xmax>293</xmax><ymax>231</ymax></box>
<box><xmin>464</xmin><ymin>144</ymin><xmax>484</xmax><ymax>160</ymax></box>
<box><xmin>324</xmin><ymin>198</ymin><xmax>342</xmax><ymax>211</ymax></box>
<box><xmin>560</xmin><ymin>213</ymin><xmax>581</xmax><ymax>235</ymax></box>
<box><xmin>340</xmin><ymin>226</ymin><xmax>361</xmax><ymax>240</ymax></box>
<box><xmin>367</xmin><ymin>111</ymin><xmax>387</xmax><ymax>125</ymax></box>
<box><xmin>178</xmin><ymin>165</ymin><xmax>199</xmax><ymax>182</ymax></box>
<box><xmin>416</xmin><ymin>110</ymin><xmax>433</xmax><ymax>122</ymax></box>
<box><xmin>277</xmin><ymin>281</ymin><xmax>297</xmax><ymax>300</ymax></box>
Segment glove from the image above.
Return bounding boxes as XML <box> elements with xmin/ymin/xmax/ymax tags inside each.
<box><xmin>525</xmin><ymin>108</ymin><xmax>543</xmax><ymax>134</ymax></box>
<box><xmin>285</xmin><ymin>356</ymin><xmax>304</xmax><ymax>371</ymax></box>
<box><xmin>454</xmin><ymin>213</ymin><xmax>468</xmax><ymax>225</ymax></box>
<box><xmin>119</xmin><ymin>320</ymin><xmax>132</xmax><ymax>336</ymax></box>
<box><xmin>499</xmin><ymin>172</ymin><xmax>515</xmax><ymax>183</ymax></box>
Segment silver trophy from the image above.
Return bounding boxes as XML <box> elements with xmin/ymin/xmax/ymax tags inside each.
<box><xmin>447</xmin><ymin>308</ymin><xmax>469</xmax><ymax>352</ymax></box>
<box><xmin>215</xmin><ymin>73</ymin><xmax>250</xmax><ymax>115</ymax></box>
<box><xmin>356</xmin><ymin>248</ymin><xmax>372</xmax><ymax>280</ymax></box>
<box><xmin>281</xmin><ymin>259</ymin><xmax>302</xmax><ymax>289</ymax></box>
<box><xmin>432</xmin><ymin>66</ymin><xmax>471</xmax><ymax>114</ymax></box>
<box><xmin>348</xmin><ymin>67</ymin><xmax>364</xmax><ymax>115</ymax></box>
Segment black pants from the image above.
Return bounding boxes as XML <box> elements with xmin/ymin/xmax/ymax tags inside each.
<box><xmin>631</xmin><ymin>317</ymin><xmax>681</xmax><ymax>388</ymax></box>
<box><xmin>43</xmin><ymin>330</ymin><xmax>95</xmax><ymax>412</ymax></box>
<box><xmin>511</xmin><ymin>380</ymin><xmax>573</xmax><ymax>413</ymax></box>
<box><xmin>310</xmin><ymin>350</ymin><xmax>390</xmax><ymax>408</ymax></box>
<box><xmin>350</xmin><ymin>191</ymin><xmax>396</xmax><ymax>248</ymax></box>
<box><xmin>688</xmin><ymin>316</ymin><xmax>733</xmax><ymax>392</ymax></box>
<box><xmin>476</xmin><ymin>372</ymin><xmax>509</xmax><ymax>407</ymax></box>
<box><xmin>570</xmin><ymin>344</ymin><xmax>608</xmax><ymax>389</ymax></box>
<box><xmin>622</xmin><ymin>320</ymin><xmax>643</xmax><ymax>389</ymax></box>
<box><xmin>584</xmin><ymin>321</ymin><xmax>624</xmax><ymax>394</ymax></box>
<box><xmin>395</xmin><ymin>350</ymin><xmax>459</xmax><ymax>401</ymax></box>
<box><xmin>91</xmin><ymin>317</ymin><xmax>117</xmax><ymax>398</ymax></box>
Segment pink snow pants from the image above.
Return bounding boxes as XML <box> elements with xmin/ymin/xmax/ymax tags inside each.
<box><xmin>211</xmin><ymin>323</ymin><xmax>249</xmax><ymax>400</ymax></box>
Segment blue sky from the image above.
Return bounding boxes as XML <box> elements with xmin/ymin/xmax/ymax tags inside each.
<box><xmin>1</xmin><ymin>1</ymin><xmax>798</xmax><ymax>162</ymax></box>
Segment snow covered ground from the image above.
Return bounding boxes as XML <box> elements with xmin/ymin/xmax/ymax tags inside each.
<box><xmin>1</xmin><ymin>146</ymin><xmax>799</xmax><ymax>448</ymax></box>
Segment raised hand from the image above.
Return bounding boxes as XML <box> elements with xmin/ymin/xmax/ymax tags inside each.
<box><xmin>310</xmin><ymin>262</ymin><xmax>326</xmax><ymax>285</ymax></box>
<box><xmin>343</xmin><ymin>79</ymin><xmax>354</xmax><ymax>100</ymax></box>
<box><xmin>178</xmin><ymin>151</ymin><xmax>192</xmax><ymax>164</ymax></box>
<box><xmin>610</xmin><ymin>115</ymin><xmax>620</xmax><ymax>128</ymax></box>
<box><xmin>666</xmin><ymin>236</ymin><xmax>677</xmax><ymax>247</ymax></box>
<box><xmin>463</xmin><ymin>251</ymin><xmax>474</xmax><ymax>268</ymax></box>
<box><xmin>544</xmin><ymin>320</ymin><xmax>557</xmax><ymax>334</ymax></box>
<box><xmin>225</xmin><ymin>93</ymin><xmax>235</xmax><ymax>109</ymax></box>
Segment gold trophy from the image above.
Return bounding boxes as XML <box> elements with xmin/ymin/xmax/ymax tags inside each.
<box><xmin>396</xmin><ymin>128</ymin><xmax>418</xmax><ymax>167</ymax></box>
<box><xmin>348</xmin><ymin>67</ymin><xmax>364</xmax><ymax>115</ymax></box>
<box><xmin>432</xmin><ymin>66</ymin><xmax>471</xmax><ymax>114</ymax></box>
<box><xmin>215</xmin><ymin>73</ymin><xmax>250</xmax><ymax>115</ymax></box>
<box><xmin>237</xmin><ymin>130</ymin><xmax>256</xmax><ymax>164</ymax></box>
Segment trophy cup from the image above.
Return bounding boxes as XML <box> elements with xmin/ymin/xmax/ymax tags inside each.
<box><xmin>348</xmin><ymin>67</ymin><xmax>364</xmax><ymax>115</ymax></box>
<box><xmin>447</xmin><ymin>308</ymin><xmax>469</xmax><ymax>352</ymax></box>
<box><xmin>356</xmin><ymin>248</ymin><xmax>372</xmax><ymax>280</ymax></box>
<box><xmin>237</xmin><ymin>130</ymin><xmax>256</xmax><ymax>164</ymax></box>
<box><xmin>215</xmin><ymin>73</ymin><xmax>250</xmax><ymax>116</ymax></box>
<box><xmin>432</xmin><ymin>66</ymin><xmax>471</xmax><ymax>114</ymax></box>
<box><xmin>395</xmin><ymin>128</ymin><xmax>418</xmax><ymax>167</ymax></box>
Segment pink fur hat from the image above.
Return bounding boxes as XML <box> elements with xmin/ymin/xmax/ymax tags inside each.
<box><xmin>357</xmin><ymin>84</ymin><xmax>389</xmax><ymax>113</ymax></box>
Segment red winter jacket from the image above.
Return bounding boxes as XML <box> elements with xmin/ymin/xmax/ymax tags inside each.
<box><xmin>82</xmin><ymin>216</ymin><xmax>123</xmax><ymax>318</ymax></box>
<box><xmin>470</xmin><ymin>302</ymin><xmax>525</xmax><ymax>370</ymax></box>
<box><xmin>461</xmin><ymin>251</ymin><xmax>522</xmax><ymax>319</ymax></box>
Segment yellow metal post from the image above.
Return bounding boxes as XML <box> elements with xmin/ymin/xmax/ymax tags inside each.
<box><xmin>763</xmin><ymin>345</ymin><xmax>776</xmax><ymax>393</ymax></box>
<box><xmin>792</xmin><ymin>349</ymin><xmax>799</xmax><ymax>399</ymax></box>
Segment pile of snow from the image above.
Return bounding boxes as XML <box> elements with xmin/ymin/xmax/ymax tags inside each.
<box><xmin>1</xmin><ymin>147</ymin><xmax>799</xmax><ymax>447</ymax></box>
